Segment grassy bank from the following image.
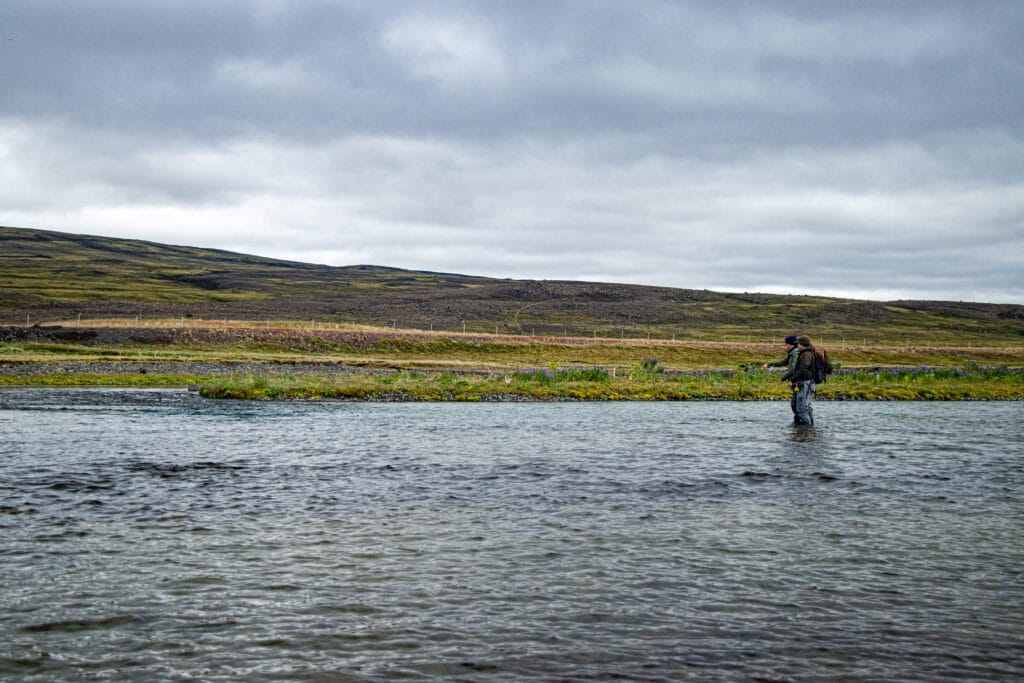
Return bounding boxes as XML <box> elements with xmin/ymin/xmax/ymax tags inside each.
<box><xmin>4</xmin><ymin>324</ymin><xmax>1024</xmax><ymax>371</ymax></box>
<box><xmin>3</xmin><ymin>365</ymin><xmax>1020</xmax><ymax>400</ymax></box>
<box><xmin>197</xmin><ymin>363</ymin><xmax>1024</xmax><ymax>401</ymax></box>
<box><xmin>3</xmin><ymin>323</ymin><xmax>1023</xmax><ymax>398</ymax></box>
<box><xmin>0</xmin><ymin>373</ymin><xmax>218</xmax><ymax>388</ymax></box>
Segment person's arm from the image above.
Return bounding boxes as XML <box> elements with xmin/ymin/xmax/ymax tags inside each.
<box><xmin>781</xmin><ymin>349</ymin><xmax>799</xmax><ymax>381</ymax></box>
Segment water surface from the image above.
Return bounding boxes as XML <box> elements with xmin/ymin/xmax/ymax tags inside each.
<box><xmin>1</xmin><ymin>390</ymin><xmax>1022</xmax><ymax>681</ymax></box>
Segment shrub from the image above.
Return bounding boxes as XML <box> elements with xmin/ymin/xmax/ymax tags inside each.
<box><xmin>630</xmin><ymin>357</ymin><xmax>665</xmax><ymax>380</ymax></box>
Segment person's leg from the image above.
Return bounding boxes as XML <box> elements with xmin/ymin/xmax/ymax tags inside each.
<box><xmin>794</xmin><ymin>382</ymin><xmax>814</xmax><ymax>425</ymax></box>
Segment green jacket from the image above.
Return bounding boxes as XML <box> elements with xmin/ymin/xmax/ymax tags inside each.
<box><xmin>767</xmin><ymin>347</ymin><xmax>799</xmax><ymax>375</ymax></box>
<box><xmin>784</xmin><ymin>345</ymin><xmax>816</xmax><ymax>382</ymax></box>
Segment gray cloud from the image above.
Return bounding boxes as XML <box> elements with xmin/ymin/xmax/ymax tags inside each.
<box><xmin>1</xmin><ymin>0</ymin><xmax>1022</xmax><ymax>302</ymax></box>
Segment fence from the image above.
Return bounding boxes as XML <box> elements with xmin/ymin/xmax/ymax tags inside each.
<box><xmin>3</xmin><ymin>313</ymin><xmax>1022</xmax><ymax>350</ymax></box>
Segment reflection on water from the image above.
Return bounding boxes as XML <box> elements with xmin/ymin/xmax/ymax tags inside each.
<box><xmin>1</xmin><ymin>389</ymin><xmax>1022</xmax><ymax>681</ymax></box>
<box><xmin>789</xmin><ymin>423</ymin><xmax>819</xmax><ymax>442</ymax></box>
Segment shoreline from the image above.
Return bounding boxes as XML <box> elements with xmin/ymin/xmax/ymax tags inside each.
<box><xmin>2</xmin><ymin>360</ymin><xmax>1022</xmax><ymax>401</ymax></box>
<box><xmin>1</xmin><ymin>384</ymin><xmax>1020</xmax><ymax>402</ymax></box>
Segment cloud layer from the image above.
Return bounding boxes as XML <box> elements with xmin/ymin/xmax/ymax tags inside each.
<box><xmin>2</xmin><ymin>1</ymin><xmax>1022</xmax><ymax>302</ymax></box>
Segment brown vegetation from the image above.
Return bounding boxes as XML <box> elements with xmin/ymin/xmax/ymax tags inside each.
<box><xmin>3</xmin><ymin>226</ymin><xmax>1023</xmax><ymax>346</ymax></box>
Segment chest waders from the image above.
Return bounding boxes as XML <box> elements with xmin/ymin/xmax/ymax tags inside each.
<box><xmin>792</xmin><ymin>380</ymin><xmax>815</xmax><ymax>425</ymax></box>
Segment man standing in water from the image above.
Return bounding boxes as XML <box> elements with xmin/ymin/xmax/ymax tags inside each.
<box><xmin>764</xmin><ymin>335</ymin><xmax>803</xmax><ymax>423</ymax></box>
<box><xmin>782</xmin><ymin>335</ymin><xmax>817</xmax><ymax>425</ymax></box>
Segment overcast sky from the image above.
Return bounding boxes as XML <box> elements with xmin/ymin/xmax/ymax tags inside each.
<box><xmin>2</xmin><ymin>1</ymin><xmax>1022</xmax><ymax>303</ymax></box>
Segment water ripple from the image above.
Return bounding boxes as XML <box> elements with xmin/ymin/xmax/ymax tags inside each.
<box><xmin>1</xmin><ymin>390</ymin><xmax>1022</xmax><ymax>681</ymax></box>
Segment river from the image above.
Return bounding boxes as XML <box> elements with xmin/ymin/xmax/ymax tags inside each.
<box><xmin>1</xmin><ymin>389</ymin><xmax>1022</xmax><ymax>681</ymax></box>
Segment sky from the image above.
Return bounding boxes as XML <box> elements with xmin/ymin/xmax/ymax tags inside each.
<box><xmin>1</xmin><ymin>1</ymin><xmax>1022</xmax><ymax>303</ymax></box>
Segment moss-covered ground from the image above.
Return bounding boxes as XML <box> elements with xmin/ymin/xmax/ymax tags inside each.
<box><xmin>196</xmin><ymin>364</ymin><xmax>1024</xmax><ymax>402</ymax></box>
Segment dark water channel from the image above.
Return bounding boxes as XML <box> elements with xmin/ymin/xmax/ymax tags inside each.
<box><xmin>1</xmin><ymin>389</ymin><xmax>1022</xmax><ymax>681</ymax></box>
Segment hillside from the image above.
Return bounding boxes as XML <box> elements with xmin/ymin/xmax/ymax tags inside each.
<box><xmin>2</xmin><ymin>226</ymin><xmax>1022</xmax><ymax>345</ymax></box>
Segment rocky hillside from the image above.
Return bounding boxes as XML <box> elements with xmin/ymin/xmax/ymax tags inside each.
<box><xmin>2</xmin><ymin>226</ymin><xmax>1022</xmax><ymax>344</ymax></box>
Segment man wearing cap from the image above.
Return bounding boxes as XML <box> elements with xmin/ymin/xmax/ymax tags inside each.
<box><xmin>763</xmin><ymin>335</ymin><xmax>803</xmax><ymax>423</ymax></box>
<box><xmin>782</xmin><ymin>335</ymin><xmax>817</xmax><ymax>425</ymax></box>
<box><xmin>763</xmin><ymin>335</ymin><xmax>799</xmax><ymax>374</ymax></box>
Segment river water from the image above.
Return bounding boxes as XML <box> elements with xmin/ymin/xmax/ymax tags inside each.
<box><xmin>1</xmin><ymin>389</ymin><xmax>1021</xmax><ymax>681</ymax></box>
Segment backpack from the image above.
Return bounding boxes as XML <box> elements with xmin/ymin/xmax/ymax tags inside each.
<box><xmin>810</xmin><ymin>348</ymin><xmax>833</xmax><ymax>384</ymax></box>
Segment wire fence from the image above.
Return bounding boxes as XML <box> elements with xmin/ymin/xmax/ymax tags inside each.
<box><xmin>4</xmin><ymin>313</ymin><xmax>1023</xmax><ymax>350</ymax></box>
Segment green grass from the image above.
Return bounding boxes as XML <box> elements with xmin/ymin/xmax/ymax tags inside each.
<box><xmin>4</xmin><ymin>349</ymin><xmax>1021</xmax><ymax>400</ymax></box>
<box><xmin>197</xmin><ymin>365</ymin><xmax>1024</xmax><ymax>402</ymax></box>
<box><xmin>0</xmin><ymin>373</ymin><xmax>215</xmax><ymax>387</ymax></box>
